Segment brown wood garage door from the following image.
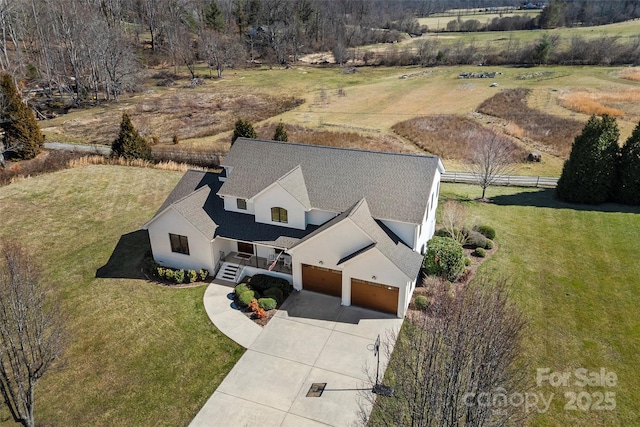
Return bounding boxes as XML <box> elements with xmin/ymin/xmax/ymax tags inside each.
<box><xmin>351</xmin><ymin>278</ymin><xmax>399</xmax><ymax>315</ymax></box>
<box><xmin>302</xmin><ymin>264</ymin><xmax>342</xmax><ymax>297</ymax></box>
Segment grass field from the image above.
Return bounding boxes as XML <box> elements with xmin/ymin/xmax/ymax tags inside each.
<box><xmin>432</xmin><ymin>183</ymin><xmax>640</xmax><ymax>426</ymax></box>
<box><xmin>0</xmin><ymin>166</ymin><xmax>243</xmax><ymax>426</ymax></box>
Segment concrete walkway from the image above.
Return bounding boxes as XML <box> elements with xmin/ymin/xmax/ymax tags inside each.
<box><xmin>193</xmin><ymin>285</ymin><xmax>403</xmax><ymax>426</ymax></box>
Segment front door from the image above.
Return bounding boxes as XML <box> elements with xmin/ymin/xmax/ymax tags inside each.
<box><xmin>237</xmin><ymin>242</ymin><xmax>254</xmax><ymax>255</ymax></box>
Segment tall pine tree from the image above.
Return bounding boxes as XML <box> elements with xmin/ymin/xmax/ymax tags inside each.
<box><xmin>0</xmin><ymin>74</ymin><xmax>44</xmax><ymax>160</ymax></box>
<box><xmin>273</xmin><ymin>122</ymin><xmax>288</xmax><ymax>141</ymax></box>
<box><xmin>556</xmin><ymin>114</ymin><xmax>620</xmax><ymax>204</ymax></box>
<box><xmin>111</xmin><ymin>112</ymin><xmax>152</xmax><ymax>160</ymax></box>
<box><xmin>616</xmin><ymin>121</ymin><xmax>640</xmax><ymax>205</ymax></box>
<box><xmin>231</xmin><ymin>118</ymin><xmax>256</xmax><ymax>145</ymax></box>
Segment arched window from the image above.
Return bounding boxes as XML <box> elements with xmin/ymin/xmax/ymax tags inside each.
<box><xmin>271</xmin><ymin>207</ymin><xmax>288</xmax><ymax>223</ymax></box>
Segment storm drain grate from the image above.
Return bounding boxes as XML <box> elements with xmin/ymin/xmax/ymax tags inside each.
<box><xmin>306</xmin><ymin>383</ymin><xmax>327</xmax><ymax>397</ymax></box>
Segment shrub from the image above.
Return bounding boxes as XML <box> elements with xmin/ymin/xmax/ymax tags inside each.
<box><xmin>464</xmin><ymin>257</ymin><xmax>471</xmax><ymax>266</ymax></box>
<box><xmin>164</xmin><ymin>269</ymin><xmax>175</xmax><ymax>282</ymax></box>
<box><xmin>485</xmin><ymin>239</ymin><xmax>494</xmax><ymax>250</ymax></box>
<box><xmin>249</xmin><ymin>274</ymin><xmax>292</xmax><ymax>295</ymax></box>
<box><xmin>473</xmin><ymin>247</ymin><xmax>487</xmax><ymax>258</ymax></box>
<box><xmin>235</xmin><ymin>283</ymin><xmax>249</xmax><ymax>295</ymax></box>
<box><xmin>174</xmin><ymin>269</ymin><xmax>185</xmax><ymax>284</ymax></box>
<box><xmin>434</xmin><ymin>228</ymin><xmax>453</xmax><ymax>238</ymax></box>
<box><xmin>423</xmin><ymin>236</ymin><xmax>466</xmax><ymax>281</ymax></box>
<box><xmin>263</xmin><ymin>287</ymin><xmax>284</xmax><ymax>304</ymax></box>
<box><xmin>199</xmin><ymin>269</ymin><xmax>209</xmax><ymax>281</ymax></box>
<box><xmin>465</xmin><ymin>230</ymin><xmax>490</xmax><ymax>249</ymax></box>
<box><xmin>156</xmin><ymin>267</ymin><xmax>165</xmax><ymax>278</ymax></box>
<box><xmin>238</xmin><ymin>290</ymin><xmax>257</xmax><ymax>307</ymax></box>
<box><xmin>254</xmin><ymin>307</ymin><xmax>266</xmax><ymax>319</ymax></box>
<box><xmin>111</xmin><ymin>112</ymin><xmax>152</xmax><ymax>160</ymax></box>
<box><xmin>258</xmin><ymin>298</ymin><xmax>277</xmax><ymax>311</ymax></box>
<box><xmin>187</xmin><ymin>269</ymin><xmax>198</xmax><ymax>283</ymax></box>
<box><xmin>414</xmin><ymin>295</ymin><xmax>428</xmax><ymax>310</ymax></box>
<box><xmin>474</xmin><ymin>224</ymin><xmax>496</xmax><ymax>240</ymax></box>
<box><xmin>248</xmin><ymin>298</ymin><xmax>260</xmax><ymax>312</ymax></box>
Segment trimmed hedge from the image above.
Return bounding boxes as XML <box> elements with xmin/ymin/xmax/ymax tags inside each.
<box><xmin>258</xmin><ymin>298</ymin><xmax>277</xmax><ymax>311</ymax></box>
<box><xmin>238</xmin><ymin>290</ymin><xmax>258</xmax><ymax>307</ymax></box>
<box><xmin>423</xmin><ymin>236</ymin><xmax>466</xmax><ymax>281</ymax></box>
<box><xmin>465</xmin><ymin>230</ymin><xmax>493</xmax><ymax>250</ymax></box>
<box><xmin>263</xmin><ymin>287</ymin><xmax>284</xmax><ymax>304</ymax></box>
<box><xmin>474</xmin><ymin>224</ymin><xmax>496</xmax><ymax>240</ymax></box>
<box><xmin>249</xmin><ymin>274</ymin><xmax>292</xmax><ymax>295</ymax></box>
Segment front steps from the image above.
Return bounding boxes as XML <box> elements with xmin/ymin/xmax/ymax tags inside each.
<box><xmin>215</xmin><ymin>262</ymin><xmax>241</xmax><ymax>282</ymax></box>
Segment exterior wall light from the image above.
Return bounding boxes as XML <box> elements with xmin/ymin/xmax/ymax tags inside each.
<box><xmin>319</xmin><ymin>260</ymin><xmax>324</xmax><ymax>265</ymax></box>
<box><xmin>372</xmin><ymin>275</ymin><xmax>377</xmax><ymax>280</ymax></box>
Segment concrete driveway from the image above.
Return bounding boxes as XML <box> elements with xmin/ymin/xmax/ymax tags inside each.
<box><xmin>191</xmin><ymin>289</ymin><xmax>403</xmax><ymax>427</ymax></box>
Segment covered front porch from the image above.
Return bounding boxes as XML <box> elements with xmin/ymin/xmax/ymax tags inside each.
<box><xmin>222</xmin><ymin>251</ymin><xmax>292</xmax><ymax>275</ymax></box>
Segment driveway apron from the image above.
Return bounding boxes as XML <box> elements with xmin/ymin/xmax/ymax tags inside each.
<box><xmin>191</xmin><ymin>287</ymin><xmax>403</xmax><ymax>426</ymax></box>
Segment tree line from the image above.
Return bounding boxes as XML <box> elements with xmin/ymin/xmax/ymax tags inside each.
<box><xmin>0</xmin><ymin>0</ymin><xmax>638</xmax><ymax>107</ymax></box>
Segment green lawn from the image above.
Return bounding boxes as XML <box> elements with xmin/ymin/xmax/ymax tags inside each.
<box><xmin>435</xmin><ymin>183</ymin><xmax>640</xmax><ymax>426</ymax></box>
<box><xmin>0</xmin><ymin>166</ymin><xmax>243</xmax><ymax>426</ymax></box>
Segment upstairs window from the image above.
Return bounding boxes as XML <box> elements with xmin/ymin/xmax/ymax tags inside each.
<box><xmin>236</xmin><ymin>198</ymin><xmax>247</xmax><ymax>210</ymax></box>
<box><xmin>169</xmin><ymin>233</ymin><xmax>189</xmax><ymax>255</ymax></box>
<box><xmin>271</xmin><ymin>207</ymin><xmax>288</xmax><ymax>223</ymax></box>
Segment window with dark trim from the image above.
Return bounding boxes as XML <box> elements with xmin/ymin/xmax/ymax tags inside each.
<box><xmin>271</xmin><ymin>207</ymin><xmax>288</xmax><ymax>223</ymax></box>
<box><xmin>169</xmin><ymin>233</ymin><xmax>189</xmax><ymax>255</ymax></box>
<box><xmin>236</xmin><ymin>198</ymin><xmax>247</xmax><ymax>210</ymax></box>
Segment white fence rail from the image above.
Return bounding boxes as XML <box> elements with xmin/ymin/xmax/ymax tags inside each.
<box><xmin>442</xmin><ymin>172</ymin><xmax>558</xmax><ymax>188</ymax></box>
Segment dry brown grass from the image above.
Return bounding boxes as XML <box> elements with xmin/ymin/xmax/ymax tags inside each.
<box><xmin>391</xmin><ymin>115</ymin><xmax>526</xmax><ymax>161</ymax></box>
<box><xmin>67</xmin><ymin>155</ymin><xmax>206</xmax><ymax>172</ymax></box>
<box><xmin>558</xmin><ymin>89</ymin><xmax>640</xmax><ymax>119</ymax></box>
<box><xmin>477</xmin><ymin>88</ymin><xmax>584</xmax><ymax>157</ymax></box>
<box><xmin>254</xmin><ymin>123</ymin><xmax>417</xmax><ymax>153</ymax></box>
<box><xmin>619</xmin><ymin>67</ymin><xmax>640</xmax><ymax>82</ymax></box>
<box><xmin>57</xmin><ymin>89</ymin><xmax>303</xmax><ymax>145</ymax></box>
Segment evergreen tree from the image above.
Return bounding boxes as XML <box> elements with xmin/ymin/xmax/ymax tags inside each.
<box><xmin>231</xmin><ymin>118</ymin><xmax>256</xmax><ymax>145</ymax></box>
<box><xmin>273</xmin><ymin>122</ymin><xmax>288</xmax><ymax>141</ymax></box>
<box><xmin>203</xmin><ymin>0</ymin><xmax>224</xmax><ymax>30</ymax></box>
<box><xmin>557</xmin><ymin>115</ymin><xmax>620</xmax><ymax>204</ymax></box>
<box><xmin>111</xmin><ymin>112</ymin><xmax>152</xmax><ymax>160</ymax></box>
<box><xmin>616</xmin><ymin>121</ymin><xmax>640</xmax><ymax>205</ymax></box>
<box><xmin>0</xmin><ymin>74</ymin><xmax>44</xmax><ymax>160</ymax></box>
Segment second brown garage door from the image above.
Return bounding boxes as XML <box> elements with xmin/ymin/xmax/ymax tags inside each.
<box><xmin>351</xmin><ymin>279</ymin><xmax>399</xmax><ymax>315</ymax></box>
<box><xmin>302</xmin><ymin>264</ymin><xmax>342</xmax><ymax>297</ymax></box>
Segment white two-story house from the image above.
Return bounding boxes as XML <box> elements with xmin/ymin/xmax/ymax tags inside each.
<box><xmin>142</xmin><ymin>138</ymin><xmax>445</xmax><ymax>317</ymax></box>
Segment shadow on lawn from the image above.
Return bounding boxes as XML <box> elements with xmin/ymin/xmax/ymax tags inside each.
<box><xmin>491</xmin><ymin>188</ymin><xmax>640</xmax><ymax>214</ymax></box>
<box><xmin>96</xmin><ymin>230</ymin><xmax>150</xmax><ymax>279</ymax></box>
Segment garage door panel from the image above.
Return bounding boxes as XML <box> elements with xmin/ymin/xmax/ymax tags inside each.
<box><xmin>302</xmin><ymin>264</ymin><xmax>342</xmax><ymax>297</ymax></box>
<box><xmin>351</xmin><ymin>279</ymin><xmax>398</xmax><ymax>315</ymax></box>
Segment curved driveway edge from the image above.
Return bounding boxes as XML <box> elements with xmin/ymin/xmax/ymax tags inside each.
<box><xmin>203</xmin><ymin>280</ymin><xmax>262</xmax><ymax>348</ymax></box>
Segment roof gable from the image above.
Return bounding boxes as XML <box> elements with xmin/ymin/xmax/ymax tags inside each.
<box><xmin>219</xmin><ymin>138</ymin><xmax>443</xmax><ymax>224</ymax></box>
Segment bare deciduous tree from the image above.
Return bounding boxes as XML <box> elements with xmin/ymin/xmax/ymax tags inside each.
<box><xmin>0</xmin><ymin>242</ymin><xmax>64</xmax><ymax>427</ymax></box>
<box><xmin>439</xmin><ymin>200</ymin><xmax>468</xmax><ymax>245</ymax></box>
<box><xmin>468</xmin><ymin>133</ymin><xmax>517</xmax><ymax>200</ymax></box>
<box><xmin>361</xmin><ymin>277</ymin><xmax>530</xmax><ymax>427</ymax></box>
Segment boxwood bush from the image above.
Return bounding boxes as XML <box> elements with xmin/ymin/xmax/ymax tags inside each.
<box><xmin>258</xmin><ymin>298</ymin><xmax>277</xmax><ymax>311</ymax></box>
<box><xmin>473</xmin><ymin>247</ymin><xmax>487</xmax><ymax>258</ymax></box>
<box><xmin>238</xmin><ymin>290</ymin><xmax>258</xmax><ymax>307</ymax></box>
<box><xmin>465</xmin><ymin>230</ymin><xmax>492</xmax><ymax>249</ymax></box>
<box><xmin>414</xmin><ymin>295</ymin><xmax>428</xmax><ymax>310</ymax></box>
<box><xmin>474</xmin><ymin>224</ymin><xmax>496</xmax><ymax>240</ymax></box>
<box><xmin>235</xmin><ymin>283</ymin><xmax>249</xmax><ymax>295</ymax></box>
<box><xmin>423</xmin><ymin>236</ymin><xmax>466</xmax><ymax>281</ymax></box>
<box><xmin>263</xmin><ymin>287</ymin><xmax>284</xmax><ymax>304</ymax></box>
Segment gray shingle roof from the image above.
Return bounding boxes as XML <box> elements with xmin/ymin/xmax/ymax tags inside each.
<box><xmin>219</xmin><ymin>138</ymin><xmax>443</xmax><ymax>224</ymax></box>
<box><xmin>276</xmin><ymin>165</ymin><xmax>311</xmax><ymax>209</ymax></box>
<box><xmin>146</xmin><ymin>170</ymin><xmax>318</xmax><ymax>247</ymax></box>
<box><xmin>292</xmin><ymin>198</ymin><xmax>423</xmax><ymax>279</ymax></box>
